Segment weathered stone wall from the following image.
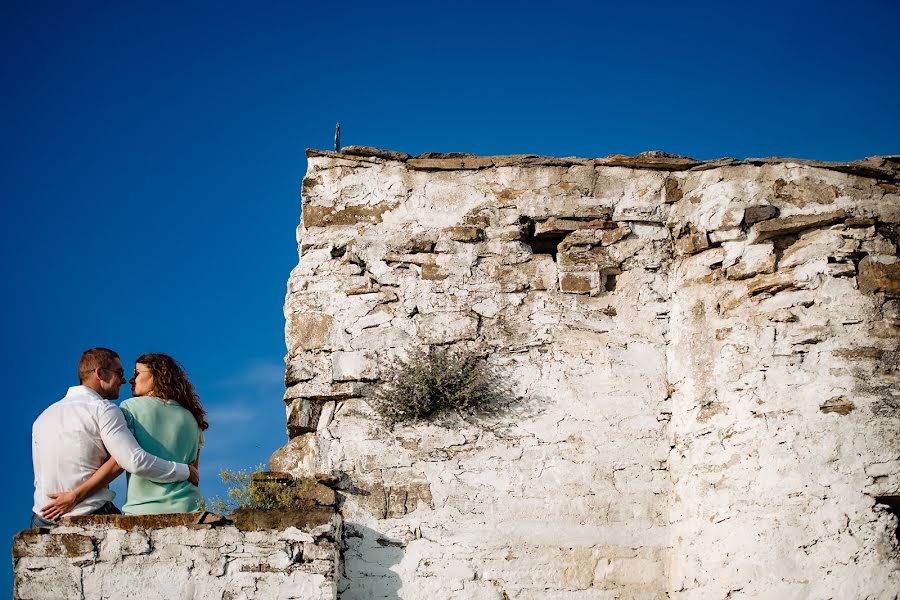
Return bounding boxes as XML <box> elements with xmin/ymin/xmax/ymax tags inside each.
<box><xmin>275</xmin><ymin>147</ymin><xmax>900</xmax><ymax>599</ymax></box>
<box><xmin>13</xmin><ymin>511</ymin><xmax>340</xmax><ymax>600</ymax></box>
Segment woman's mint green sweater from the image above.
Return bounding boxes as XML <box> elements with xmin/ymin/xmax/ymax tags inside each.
<box><xmin>120</xmin><ymin>396</ymin><xmax>203</xmax><ymax>514</ymax></box>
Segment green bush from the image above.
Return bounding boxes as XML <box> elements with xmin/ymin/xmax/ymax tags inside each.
<box><xmin>368</xmin><ymin>347</ymin><xmax>512</xmax><ymax>425</ymax></box>
<box><xmin>200</xmin><ymin>465</ymin><xmax>315</xmax><ymax>513</ymax></box>
<box><xmin>199</xmin><ymin>464</ymin><xmax>264</xmax><ymax>514</ymax></box>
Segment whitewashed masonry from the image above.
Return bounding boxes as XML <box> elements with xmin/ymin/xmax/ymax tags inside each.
<box><xmin>275</xmin><ymin>148</ymin><xmax>900</xmax><ymax>599</ymax></box>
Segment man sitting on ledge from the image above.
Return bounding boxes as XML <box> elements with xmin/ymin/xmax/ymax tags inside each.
<box><xmin>30</xmin><ymin>348</ymin><xmax>199</xmax><ymax>527</ymax></box>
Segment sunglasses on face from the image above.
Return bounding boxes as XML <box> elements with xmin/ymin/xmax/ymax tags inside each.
<box><xmin>101</xmin><ymin>367</ymin><xmax>126</xmax><ymax>380</ymax></box>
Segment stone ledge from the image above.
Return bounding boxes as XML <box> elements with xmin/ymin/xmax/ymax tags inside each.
<box><xmin>18</xmin><ymin>512</ymin><xmax>225</xmax><ymax>533</ymax></box>
<box><xmin>306</xmin><ymin>147</ymin><xmax>900</xmax><ymax>181</ymax></box>
<box><xmin>21</xmin><ymin>505</ymin><xmax>339</xmax><ymax>534</ymax></box>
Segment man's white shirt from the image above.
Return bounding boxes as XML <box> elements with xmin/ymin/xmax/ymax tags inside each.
<box><xmin>32</xmin><ymin>385</ymin><xmax>189</xmax><ymax>516</ymax></box>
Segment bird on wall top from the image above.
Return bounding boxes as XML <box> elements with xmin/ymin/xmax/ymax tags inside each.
<box><xmin>334</xmin><ymin>122</ymin><xmax>341</xmax><ymax>152</ymax></box>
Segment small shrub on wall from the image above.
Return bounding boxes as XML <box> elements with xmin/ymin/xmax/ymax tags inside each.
<box><xmin>368</xmin><ymin>347</ymin><xmax>512</xmax><ymax>425</ymax></box>
<box><xmin>201</xmin><ymin>466</ymin><xmax>317</xmax><ymax>514</ymax></box>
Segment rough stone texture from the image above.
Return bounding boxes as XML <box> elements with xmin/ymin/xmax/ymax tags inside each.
<box><xmin>280</xmin><ymin>149</ymin><xmax>900</xmax><ymax>599</ymax></box>
<box><xmin>13</xmin><ymin>512</ymin><xmax>340</xmax><ymax>600</ymax></box>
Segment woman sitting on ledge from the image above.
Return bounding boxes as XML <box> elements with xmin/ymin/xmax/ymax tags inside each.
<box><xmin>42</xmin><ymin>353</ymin><xmax>207</xmax><ymax>517</ymax></box>
<box><xmin>117</xmin><ymin>353</ymin><xmax>208</xmax><ymax>514</ymax></box>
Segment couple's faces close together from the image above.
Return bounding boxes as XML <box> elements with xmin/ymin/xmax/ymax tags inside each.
<box><xmin>97</xmin><ymin>360</ymin><xmax>153</xmax><ymax>400</ymax></box>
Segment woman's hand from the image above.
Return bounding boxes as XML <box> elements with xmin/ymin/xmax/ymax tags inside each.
<box><xmin>41</xmin><ymin>491</ymin><xmax>78</xmax><ymax>521</ymax></box>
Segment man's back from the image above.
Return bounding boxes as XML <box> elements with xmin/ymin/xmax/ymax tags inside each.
<box><xmin>32</xmin><ymin>385</ymin><xmax>118</xmax><ymax>516</ymax></box>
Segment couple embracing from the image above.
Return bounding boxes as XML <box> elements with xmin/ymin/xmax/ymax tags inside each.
<box><xmin>31</xmin><ymin>348</ymin><xmax>208</xmax><ymax>527</ymax></box>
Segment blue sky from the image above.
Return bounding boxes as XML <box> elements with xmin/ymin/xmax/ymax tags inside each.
<box><xmin>1</xmin><ymin>0</ymin><xmax>898</xmax><ymax>593</ymax></box>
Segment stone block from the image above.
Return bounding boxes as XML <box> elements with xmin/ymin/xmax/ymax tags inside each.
<box><xmin>407</xmin><ymin>156</ymin><xmax>494</xmax><ymax>170</ymax></box>
<box><xmin>709</xmin><ymin>228</ymin><xmax>744</xmax><ymax>243</ymax></box>
<box><xmin>488</xmin><ymin>224</ymin><xmax>526</xmax><ymax>241</ymax></box>
<box><xmin>97</xmin><ymin>529</ymin><xmax>151</xmax><ymax>561</ymax></box>
<box><xmin>341</xmin><ymin>146</ymin><xmax>410</xmax><ymax>161</ymax></box>
<box><xmin>286</xmin><ymin>312</ymin><xmax>333</xmax><ymax>352</ymax></box>
<box><xmin>347</xmin><ymin>311</ymin><xmax>392</xmax><ymax>334</ymax></box>
<box><xmin>383</xmin><ymin>252</ymin><xmax>435</xmax><ymax>266</ymax></box>
<box><xmin>285</xmin><ymin>382</ymin><xmax>366</xmax><ymax>402</ymax></box>
<box><xmin>675</xmin><ymin>233</ymin><xmax>710</xmax><ymax>255</ymax></box>
<box><xmin>14</xmin><ymin>559</ymin><xmax>82</xmax><ymax>600</ymax></box>
<box><xmin>350</xmin><ymin>326</ymin><xmax>414</xmax><ymax>351</ymax></box>
<box><xmin>528</xmin><ymin>254</ymin><xmax>558</xmax><ymax>290</ymax></box>
<box><xmin>598</xmin><ymin>224</ymin><xmax>631</xmax><ymax>246</ymax></box>
<box><xmin>746</xmin><ymin>271</ymin><xmax>797</xmax><ymax>296</ymax></box>
<box><xmin>479</xmin><ymin>240</ymin><xmax>534</xmax><ymax>264</ymax></box>
<box><xmin>779</xmin><ymin>230</ymin><xmax>845</xmax><ymax>268</ymax></box>
<box><xmin>744</xmin><ymin>204</ymin><xmax>778</xmax><ymax>224</ymax></box>
<box><xmin>560</xmin><ymin>272</ymin><xmax>596</xmax><ymax>294</ymax></box>
<box><xmin>331</xmin><ymin>351</ymin><xmax>375</xmax><ymax>382</ymax></box>
<box><xmin>786</xmin><ymin>325</ymin><xmax>829</xmax><ymax>345</ymax></box>
<box><xmin>534</xmin><ymin>218</ymin><xmax>619</xmax><ymax>237</ymax></box>
<box><xmin>391</xmin><ymin>235</ymin><xmax>436</xmax><ymax>254</ymax></box>
<box><xmin>725</xmin><ymin>243</ymin><xmax>776</xmax><ymax>280</ymax></box>
<box><xmin>858</xmin><ymin>255</ymin><xmax>900</xmax><ymax>297</ymax></box>
<box><xmin>748</xmin><ymin>209</ymin><xmax>847</xmax><ymax>243</ymax></box>
<box><xmin>287</xmin><ymin>399</ymin><xmax>324</xmax><ymax>437</ymax></box>
<box><xmin>662</xmin><ymin>177</ymin><xmax>683</xmax><ymax>204</ymax></box>
<box><xmin>420</xmin><ymin>263</ymin><xmax>449</xmax><ymax>280</ymax></box>
<box><xmin>443</xmin><ymin>226</ymin><xmax>483</xmax><ymax>242</ymax></box>
<box><xmin>718</xmin><ymin>207</ymin><xmax>745</xmax><ymax>230</ymax></box>
<box><xmin>558</xmin><ymin>245</ymin><xmax>619</xmax><ymax>271</ymax></box>
<box><xmin>302</xmin><ymin>202</ymin><xmax>396</xmax><ymax>228</ymax></box>
<box><xmin>302</xmin><ymin>540</ymin><xmax>337</xmax><ymax>561</ymax></box>
<box><xmin>230</xmin><ymin>507</ymin><xmax>338</xmax><ymax>533</ymax></box>
<box><xmin>285</xmin><ymin>358</ymin><xmax>316</xmax><ymax>386</ymax></box>
<box><xmin>415</xmin><ymin>312</ymin><xmax>477</xmax><ymax>344</ymax></box>
<box><xmin>13</xmin><ymin>533</ymin><xmax>95</xmax><ymax>559</ymax></box>
<box><xmin>471</xmin><ymin>298</ymin><xmax>500</xmax><ymax>318</ymax></box>
<box><xmin>845</xmin><ymin>217</ymin><xmax>876</xmax><ymax>228</ymax></box>
<box><xmin>596</xmin><ymin>150</ymin><xmax>701</xmax><ymax>170</ymax></box>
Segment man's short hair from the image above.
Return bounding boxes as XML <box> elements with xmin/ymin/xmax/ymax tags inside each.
<box><xmin>78</xmin><ymin>348</ymin><xmax>120</xmax><ymax>383</ymax></box>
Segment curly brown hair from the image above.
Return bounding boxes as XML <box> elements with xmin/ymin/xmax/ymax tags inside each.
<box><xmin>135</xmin><ymin>353</ymin><xmax>209</xmax><ymax>430</ymax></box>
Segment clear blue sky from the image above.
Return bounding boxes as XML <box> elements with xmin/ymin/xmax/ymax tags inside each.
<box><xmin>1</xmin><ymin>0</ymin><xmax>897</xmax><ymax>593</ymax></box>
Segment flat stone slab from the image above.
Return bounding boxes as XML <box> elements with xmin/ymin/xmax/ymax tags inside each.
<box><xmin>305</xmin><ymin>148</ymin><xmax>900</xmax><ymax>181</ymax></box>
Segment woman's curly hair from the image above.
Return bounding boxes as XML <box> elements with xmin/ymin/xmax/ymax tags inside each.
<box><xmin>136</xmin><ymin>353</ymin><xmax>209</xmax><ymax>430</ymax></box>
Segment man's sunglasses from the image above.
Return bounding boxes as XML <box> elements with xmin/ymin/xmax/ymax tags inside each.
<box><xmin>100</xmin><ymin>367</ymin><xmax>126</xmax><ymax>379</ymax></box>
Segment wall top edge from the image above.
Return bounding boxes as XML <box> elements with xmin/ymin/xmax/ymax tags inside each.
<box><xmin>305</xmin><ymin>146</ymin><xmax>900</xmax><ymax>181</ymax></box>
<box><xmin>15</xmin><ymin>506</ymin><xmax>338</xmax><ymax>536</ymax></box>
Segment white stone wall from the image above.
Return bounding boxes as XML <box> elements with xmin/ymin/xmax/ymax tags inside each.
<box><xmin>13</xmin><ymin>513</ymin><xmax>340</xmax><ymax>600</ymax></box>
<box><xmin>276</xmin><ymin>148</ymin><xmax>900</xmax><ymax>599</ymax></box>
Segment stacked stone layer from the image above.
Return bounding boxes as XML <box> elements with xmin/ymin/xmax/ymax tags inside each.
<box><xmin>13</xmin><ymin>511</ymin><xmax>340</xmax><ymax>600</ymax></box>
<box><xmin>277</xmin><ymin>148</ymin><xmax>900</xmax><ymax>599</ymax></box>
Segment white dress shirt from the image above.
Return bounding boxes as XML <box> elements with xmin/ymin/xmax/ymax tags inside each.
<box><xmin>32</xmin><ymin>385</ymin><xmax>189</xmax><ymax>516</ymax></box>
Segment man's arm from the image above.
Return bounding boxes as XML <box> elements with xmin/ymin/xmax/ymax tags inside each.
<box><xmin>40</xmin><ymin>456</ymin><xmax>125</xmax><ymax>520</ymax></box>
<box><xmin>97</xmin><ymin>404</ymin><xmax>190</xmax><ymax>483</ymax></box>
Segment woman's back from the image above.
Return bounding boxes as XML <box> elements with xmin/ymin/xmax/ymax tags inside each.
<box><xmin>120</xmin><ymin>396</ymin><xmax>202</xmax><ymax>514</ymax></box>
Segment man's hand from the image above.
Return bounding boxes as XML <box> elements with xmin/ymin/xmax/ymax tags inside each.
<box><xmin>41</xmin><ymin>491</ymin><xmax>77</xmax><ymax>521</ymax></box>
<box><xmin>188</xmin><ymin>465</ymin><xmax>200</xmax><ymax>487</ymax></box>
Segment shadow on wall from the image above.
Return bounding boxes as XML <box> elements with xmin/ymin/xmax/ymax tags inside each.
<box><xmin>340</xmin><ymin>524</ymin><xmax>404</xmax><ymax>600</ymax></box>
<box><xmin>460</xmin><ymin>390</ymin><xmax>554</xmax><ymax>439</ymax></box>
